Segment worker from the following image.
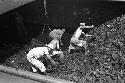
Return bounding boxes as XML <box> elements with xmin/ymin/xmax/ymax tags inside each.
<box><xmin>46</xmin><ymin>29</ymin><xmax>65</xmax><ymax>59</ymax></box>
<box><xmin>27</xmin><ymin>29</ymin><xmax>65</xmax><ymax>75</ymax></box>
<box><xmin>68</xmin><ymin>23</ymin><xmax>94</xmax><ymax>53</ymax></box>
<box><xmin>26</xmin><ymin>46</ymin><xmax>58</xmax><ymax>75</ymax></box>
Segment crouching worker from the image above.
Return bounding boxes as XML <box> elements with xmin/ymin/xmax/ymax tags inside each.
<box><xmin>26</xmin><ymin>46</ymin><xmax>57</xmax><ymax>75</ymax></box>
<box><xmin>47</xmin><ymin>29</ymin><xmax>65</xmax><ymax>60</ymax></box>
<box><xmin>68</xmin><ymin>23</ymin><xmax>94</xmax><ymax>53</ymax></box>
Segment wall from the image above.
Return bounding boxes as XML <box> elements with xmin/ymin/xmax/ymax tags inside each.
<box><xmin>0</xmin><ymin>0</ymin><xmax>125</xmax><ymax>45</ymax></box>
<box><xmin>0</xmin><ymin>0</ymin><xmax>35</xmax><ymax>14</ymax></box>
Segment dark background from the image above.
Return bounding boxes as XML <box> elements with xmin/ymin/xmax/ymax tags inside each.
<box><xmin>0</xmin><ymin>0</ymin><xmax>125</xmax><ymax>45</ymax></box>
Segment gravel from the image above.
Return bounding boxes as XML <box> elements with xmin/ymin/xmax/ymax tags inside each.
<box><xmin>3</xmin><ymin>14</ymin><xmax>125</xmax><ymax>83</ymax></box>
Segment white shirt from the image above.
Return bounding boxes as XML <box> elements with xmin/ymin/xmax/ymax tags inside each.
<box><xmin>27</xmin><ymin>47</ymin><xmax>49</xmax><ymax>59</ymax></box>
<box><xmin>73</xmin><ymin>27</ymin><xmax>83</xmax><ymax>38</ymax></box>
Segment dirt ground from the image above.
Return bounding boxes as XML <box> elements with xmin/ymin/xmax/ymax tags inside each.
<box><xmin>3</xmin><ymin>14</ymin><xmax>125</xmax><ymax>83</ymax></box>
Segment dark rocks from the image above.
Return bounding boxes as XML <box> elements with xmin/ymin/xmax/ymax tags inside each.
<box><xmin>3</xmin><ymin>14</ymin><xmax>125</xmax><ymax>83</ymax></box>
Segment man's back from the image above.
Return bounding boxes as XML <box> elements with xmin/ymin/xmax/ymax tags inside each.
<box><xmin>47</xmin><ymin>39</ymin><xmax>59</xmax><ymax>49</ymax></box>
<box><xmin>73</xmin><ymin>26</ymin><xmax>83</xmax><ymax>38</ymax></box>
<box><xmin>27</xmin><ymin>47</ymin><xmax>49</xmax><ymax>59</ymax></box>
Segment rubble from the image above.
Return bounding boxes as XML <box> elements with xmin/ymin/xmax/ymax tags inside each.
<box><xmin>3</xmin><ymin>14</ymin><xmax>125</xmax><ymax>83</ymax></box>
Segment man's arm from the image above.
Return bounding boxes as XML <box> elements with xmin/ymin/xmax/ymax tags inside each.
<box><xmin>79</xmin><ymin>22</ymin><xmax>94</xmax><ymax>29</ymax></box>
<box><xmin>80</xmin><ymin>25</ymin><xmax>94</xmax><ymax>29</ymax></box>
<box><xmin>46</xmin><ymin>54</ymin><xmax>57</xmax><ymax>65</ymax></box>
<box><xmin>85</xmin><ymin>25</ymin><xmax>94</xmax><ymax>28</ymax></box>
<box><xmin>57</xmin><ymin>40</ymin><xmax>60</xmax><ymax>50</ymax></box>
<box><xmin>44</xmin><ymin>48</ymin><xmax>57</xmax><ymax>65</ymax></box>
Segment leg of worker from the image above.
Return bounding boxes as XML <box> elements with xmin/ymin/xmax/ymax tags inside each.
<box><xmin>68</xmin><ymin>37</ymin><xmax>80</xmax><ymax>53</ymax></box>
<box><xmin>68</xmin><ymin>44</ymin><xmax>72</xmax><ymax>53</ymax></box>
<box><xmin>59</xmin><ymin>51</ymin><xmax>64</xmax><ymax>59</ymax></box>
<box><xmin>68</xmin><ymin>44</ymin><xmax>75</xmax><ymax>53</ymax></box>
<box><xmin>77</xmin><ymin>40</ymin><xmax>86</xmax><ymax>47</ymax></box>
<box><xmin>52</xmin><ymin>51</ymin><xmax>64</xmax><ymax>64</ymax></box>
<box><xmin>28</xmin><ymin>58</ymin><xmax>46</xmax><ymax>72</ymax></box>
<box><xmin>33</xmin><ymin>59</ymin><xmax>46</xmax><ymax>72</ymax></box>
<box><xmin>53</xmin><ymin>51</ymin><xmax>64</xmax><ymax>59</ymax></box>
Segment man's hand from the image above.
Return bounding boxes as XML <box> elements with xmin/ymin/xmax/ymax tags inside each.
<box><xmin>52</xmin><ymin>60</ymin><xmax>57</xmax><ymax>65</ymax></box>
<box><xmin>82</xmin><ymin>32</ymin><xmax>85</xmax><ymax>35</ymax></box>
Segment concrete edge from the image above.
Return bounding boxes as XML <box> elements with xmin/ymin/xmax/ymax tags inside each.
<box><xmin>0</xmin><ymin>65</ymin><xmax>75</xmax><ymax>83</ymax></box>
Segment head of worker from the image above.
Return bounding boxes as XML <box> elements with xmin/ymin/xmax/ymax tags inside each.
<box><xmin>49</xmin><ymin>29</ymin><xmax>65</xmax><ymax>40</ymax></box>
